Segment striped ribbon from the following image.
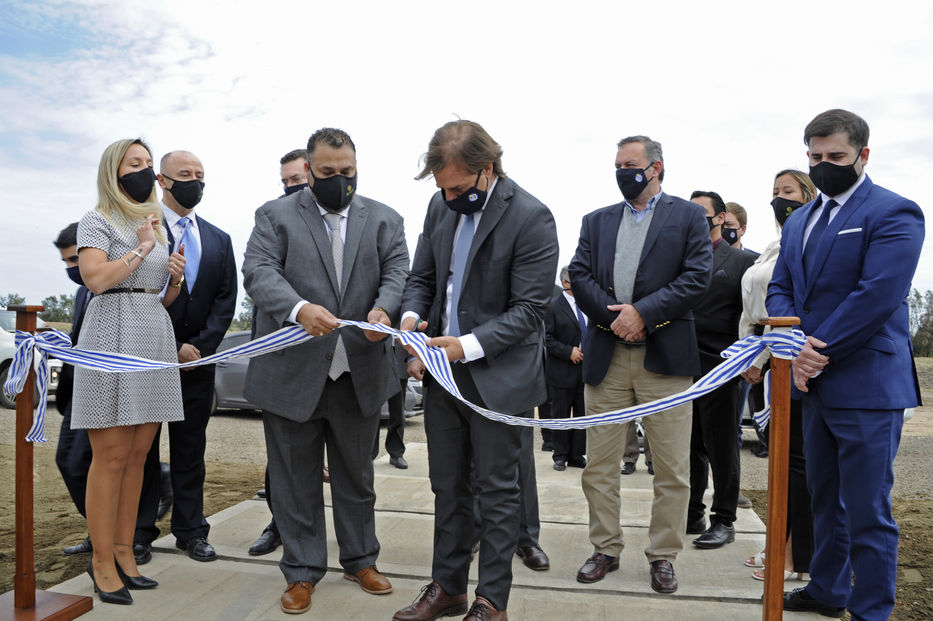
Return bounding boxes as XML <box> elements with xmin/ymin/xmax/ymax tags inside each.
<box><xmin>4</xmin><ymin>322</ymin><xmax>804</xmax><ymax>443</ymax></box>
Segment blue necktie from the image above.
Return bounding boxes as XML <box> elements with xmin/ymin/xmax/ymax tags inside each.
<box><xmin>803</xmin><ymin>199</ymin><xmax>837</xmax><ymax>275</ymax></box>
<box><xmin>575</xmin><ymin>304</ymin><xmax>587</xmax><ymax>351</ymax></box>
<box><xmin>178</xmin><ymin>216</ymin><xmax>200</xmax><ymax>292</ymax></box>
<box><xmin>448</xmin><ymin>214</ymin><xmax>475</xmax><ymax>337</ymax></box>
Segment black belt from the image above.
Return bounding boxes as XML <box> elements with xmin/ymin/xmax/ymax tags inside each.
<box><xmin>102</xmin><ymin>288</ymin><xmax>161</xmax><ymax>295</ymax></box>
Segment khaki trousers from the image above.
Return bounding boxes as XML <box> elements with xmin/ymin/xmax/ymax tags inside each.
<box><xmin>582</xmin><ymin>344</ymin><xmax>692</xmax><ymax>562</ymax></box>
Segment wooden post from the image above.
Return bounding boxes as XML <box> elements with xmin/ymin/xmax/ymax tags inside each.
<box><xmin>759</xmin><ymin>317</ymin><xmax>800</xmax><ymax>621</ymax></box>
<box><xmin>0</xmin><ymin>305</ymin><xmax>92</xmax><ymax>621</ymax></box>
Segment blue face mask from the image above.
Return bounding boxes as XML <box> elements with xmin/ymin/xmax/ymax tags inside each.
<box><xmin>66</xmin><ymin>265</ymin><xmax>84</xmax><ymax>286</ymax></box>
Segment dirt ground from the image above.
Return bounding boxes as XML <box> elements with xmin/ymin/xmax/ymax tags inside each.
<box><xmin>2</xmin><ymin>359</ymin><xmax>932</xmax><ymax>619</ymax></box>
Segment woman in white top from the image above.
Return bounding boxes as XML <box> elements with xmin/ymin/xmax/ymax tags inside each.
<box><xmin>739</xmin><ymin>169</ymin><xmax>817</xmax><ymax>581</ymax></box>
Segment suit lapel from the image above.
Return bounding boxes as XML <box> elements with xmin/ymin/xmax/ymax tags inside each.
<box><xmin>711</xmin><ymin>241</ymin><xmax>729</xmax><ymax>272</ymax></box>
<box><xmin>559</xmin><ymin>295</ymin><xmax>579</xmax><ymax>337</ymax></box>
<box><xmin>602</xmin><ymin>205</ymin><xmax>624</xmax><ymax>291</ymax></box>
<box><xmin>464</xmin><ymin>179</ymin><xmax>511</xmax><ymax>279</ymax></box>
<box><xmin>296</xmin><ymin>192</ymin><xmax>341</xmax><ymax>298</ymax></box>
<box><xmin>435</xmin><ymin>204</ymin><xmax>458</xmax><ymax>298</ymax></box>
<box><xmin>638</xmin><ymin>193</ymin><xmax>673</xmax><ymax>266</ymax></box>
<box><xmin>341</xmin><ymin>197</ymin><xmax>369</xmax><ymax>299</ymax></box>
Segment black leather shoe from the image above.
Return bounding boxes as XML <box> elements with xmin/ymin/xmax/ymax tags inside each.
<box><xmin>621</xmin><ymin>462</ymin><xmax>636</xmax><ymax>475</ymax></box>
<box><xmin>782</xmin><ymin>587</ymin><xmax>846</xmax><ymax>617</ymax></box>
<box><xmin>389</xmin><ymin>455</ymin><xmax>409</xmax><ymax>469</ymax></box>
<box><xmin>693</xmin><ymin>522</ymin><xmax>735</xmax><ymax>549</ymax></box>
<box><xmin>649</xmin><ymin>559</ymin><xmax>678</xmax><ymax>593</ymax></box>
<box><xmin>568</xmin><ymin>457</ymin><xmax>587</xmax><ymax>468</ymax></box>
<box><xmin>576</xmin><ymin>553</ymin><xmax>619</xmax><ymax>583</ymax></box>
<box><xmin>248</xmin><ymin>527</ymin><xmax>281</xmax><ymax>556</ymax></box>
<box><xmin>133</xmin><ymin>542</ymin><xmax>152</xmax><ymax>565</ymax></box>
<box><xmin>115</xmin><ymin>559</ymin><xmax>158</xmax><ymax>589</ymax></box>
<box><xmin>256</xmin><ymin>488</ymin><xmax>267</xmax><ymax>499</ymax></box>
<box><xmin>86</xmin><ymin>560</ymin><xmax>133</xmax><ymax>605</ymax></box>
<box><xmin>156</xmin><ymin>462</ymin><xmax>173</xmax><ymax>520</ymax></box>
<box><xmin>516</xmin><ymin>544</ymin><xmax>550</xmax><ymax>570</ymax></box>
<box><xmin>685</xmin><ymin>518</ymin><xmax>707</xmax><ymax>535</ymax></box>
<box><xmin>646</xmin><ymin>461</ymin><xmax>654</xmax><ymax>475</ymax></box>
<box><xmin>63</xmin><ymin>536</ymin><xmax>92</xmax><ymax>556</ymax></box>
<box><xmin>553</xmin><ymin>461</ymin><xmax>567</xmax><ymax>471</ymax></box>
<box><xmin>176</xmin><ymin>536</ymin><xmax>216</xmax><ymax>562</ymax></box>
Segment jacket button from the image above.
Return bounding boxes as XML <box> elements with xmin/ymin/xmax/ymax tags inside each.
<box><xmin>803</xmin><ymin>308</ymin><xmax>810</xmax><ymax>314</ymax></box>
<box><xmin>326</xmin><ymin>352</ymin><xmax>334</xmax><ymax>360</ymax></box>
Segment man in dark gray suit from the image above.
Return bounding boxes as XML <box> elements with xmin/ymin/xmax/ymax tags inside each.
<box><xmin>243</xmin><ymin>128</ymin><xmax>409</xmax><ymax>615</ymax></box>
<box><xmin>392</xmin><ymin>120</ymin><xmax>558</xmax><ymax>621</ymax></box>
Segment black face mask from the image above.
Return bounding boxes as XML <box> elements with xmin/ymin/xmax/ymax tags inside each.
<box><xmin>706</xmin><ymin>216</ymin><xmax>720</xmax><ymax>231</ymax></box>
<box><xmin>770</xmin><ymin>197</ymin><xmax>803</xmax><ymax>226</ymax></box>
<box><xmin>118</xmin><ymin>167</ymin><xmax>157</xmax><ymax>203</ymax></box>
<box><xmin>164</xmin><ymin>175</ymin><xmax>205</xmax><ymax>209</ymax></box>
<box><xmin>312</xmin><ymin>173</ymin><xmax>357</xmax><ymax>213</ymax></box>
<box><xmin>444</xmin><ymin>172</ymin><xmax>487</xmax><ymax>215</ymax></box>
<box><xmin>809</xmin><ymin>149</ymin><xmax>862</xmax><ymax>197</ymax></box>
<box><xmin>66</xmin><ymin>266</ymin><xmax>84</xmax><ymax>286</ymax></box>
<box><xmin>615</xmin><ymin>163</ymin><xmax>654</xmax><ymax>200</ymax></box>
<box><xmin>721</xmin><ymin>227</ymin><xmax>740</xmax><ymax>245</ymax></box>
<box><xmin>283</xmin><ymin>182</ymin><xmax>309</xmax><ymax>196</ymax></box>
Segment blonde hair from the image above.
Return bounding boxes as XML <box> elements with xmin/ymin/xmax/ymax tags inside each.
<box><xmin>774</xmin><ymin>169</ymin><xmax>818</xmax><ymax>204</ymax></box>
<box><xmin>96</xmin><ymin>138</ymin><xmax>166</xmax><ymax>243</ymax></box>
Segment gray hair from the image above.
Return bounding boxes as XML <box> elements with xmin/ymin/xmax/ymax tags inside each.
<box><xmin>617</xmin><ymin>135</ymin><xmax>665</xmax><ymax>182</ymax></box>
<box><xmin>559</xmin><ymin>265</ymin><xmax>570</xmax><ymax>282</ymax></box>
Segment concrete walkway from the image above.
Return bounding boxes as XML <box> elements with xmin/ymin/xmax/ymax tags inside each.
<box><xmin>50</xmin><ymin>442</ymin><xmax>813</xmax><ymax>620</ymax></box>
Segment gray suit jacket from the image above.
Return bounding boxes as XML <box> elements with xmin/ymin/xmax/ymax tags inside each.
<box><xmin>242</xmin><ymin>188</ymin><xmax>409</xmax><ymax>421</ymax></box>
<box><xmin>402</xmin><ymin>177</ymin><xmax>559</xmax><ymax>415</ymax></box>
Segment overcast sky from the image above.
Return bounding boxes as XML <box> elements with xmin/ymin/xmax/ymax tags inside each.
<box><xmin>2</xmin><ymin>0</ymin><xmax>931</xmax><ymax>315</ymax></box>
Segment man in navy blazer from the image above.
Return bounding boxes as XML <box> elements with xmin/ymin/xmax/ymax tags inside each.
<box><xmin>768</xmin><ymin>109</ymin><xmax>924</xmax><ymax>620</ymax></box>
<box><xmin>569</xmin><ymin>135</ymin><xmax>711</xmax><ymax>594</ymax></box>
<box><xmin>135</xmin><ymin>150</ymin><xmax>237</xmax><ymax>563</ymax></box>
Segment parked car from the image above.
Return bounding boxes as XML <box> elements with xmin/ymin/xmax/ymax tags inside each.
<box><xmin>211</xmin><ymin>330</ymin><xmax>423</xmax><ymax>418</ymax></box>
<box><xmin>0</xmin><ymin>309</ymin><xmax>61</xmax><ymax>409</ymax></box>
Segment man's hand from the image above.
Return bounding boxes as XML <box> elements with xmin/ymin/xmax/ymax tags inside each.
<box><xmin>362</xmin><ymin>308</ymin><xmax>391</xmax><ymax>342</ymax></box>
<box><xmin>400</xmin><ymin>316</ymin><xmax>428</xmax><ymax>358</ymax></box>
<box><xmin>407</xmin><ymin>358</ymin><xmax>425</xmax><ymax>381</ymax></box>
<box><xmin>607</xmin><ymin>303</ymin><xmax>646</xmax><ymax>339</ymax></box>
<box><xmin>427</xmin><ymin>336</ymin><xmax>465</xmax><ymax>362</ymax></box>
<box><xmin>742</xmin><ymin>365</ymin><xmax>763</xmax><ymax>384</ymax></box>
<box><xmin>178</xmin><ymin>343</ymin><xmax>201</xmax><ymax>370</ymax></box>
<box><xmin>570</xmin><ymin>346</ymin><xmax>584</xmax><ymax>364</ymax></box>
<box><xmin>792</xmin><ymin>335</ymin><xmax>829</xmax><ymax>392</ymax></box>
<box><xmin>296</xmin><ymin>303</ymin><xmax>339</xmax><ymax>337</ymax></box>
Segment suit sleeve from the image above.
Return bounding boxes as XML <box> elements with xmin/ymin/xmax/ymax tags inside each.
<box><xmin>632</xmin><ymin>207</ymin><xmax>712</xmax><ymax>333</ymax></box>
<box><xmin>243</xmin><ymin>207</ymin><xmax>305</xmax><ymax>327</ymax></box>
<box><xmin>188</xmin><ymin>231</ymin><xmax>237</xmax><ymax>355</ymax></box>
<box><xmin>401</xmin><ymin>212</ymin><xmax>438</xmax><ymax>323</ymax></box>
<box><xmin>545</xmin><ymin>303</ymin><xmax>574</xmax><ymax>360</ymax></box>
<box><xmin>372</xmin><ymin>216</ymin><xmax>410</xmax><ymax>323</ymax></box>
<box><xmin>810</xmin><ymin>200</ymin><xmax>924</xmax><ymax>363</ymax></box>
<box><xmin>568</xmin><ymin>215</ymin><xmax>618</xmax><ymax>329</ymax></box>
<box><xmin>470</xmin><ymin>207</ymin><xmax>559</xmax><ymax>358</ymax></box>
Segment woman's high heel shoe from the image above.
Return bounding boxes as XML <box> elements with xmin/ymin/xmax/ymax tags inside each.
<box><xmin>115</xmin><ymin>558</ymin><xmax>159</xmax><ymax>589</ymax></box>
<box><xmin>86</xmin><ymin>559</ymin><xmax>133</xmax><ymax>605</ymax></box>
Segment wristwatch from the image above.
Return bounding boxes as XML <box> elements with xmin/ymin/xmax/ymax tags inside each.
<box><xmin>170</xmin><ymin>275</ymin><xmax>185</xmax><ymax>289</ymax></box>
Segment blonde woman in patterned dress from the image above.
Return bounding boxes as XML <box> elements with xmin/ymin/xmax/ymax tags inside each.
<box><xmin>74</xmin><ymin>138</ymin><xmax>186</xmax><ymax>605</ymax></box>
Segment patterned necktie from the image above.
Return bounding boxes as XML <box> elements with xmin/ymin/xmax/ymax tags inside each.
<box><xmin>177</xmin><ymin>217</ymin><xmax>200</xmax><ymax>292</ymax></box>
<box><xmin>448</xmin><ymin>214</ymin><xmax>475</xmax><ymax>337</ymax></box>
<box><xmin>575</xmin><ymin>304</ymin><xmax>587</xmax><ymax>351</ymax></box>
<box><xmin>324</xmin><ymin>212</ymin><xmax>349</xmax><ymax>379</ymax></box>
<box><xmin>803</xmin><ymin>199</ymin><xmax>837</xmax><ymax>275</ymax></box>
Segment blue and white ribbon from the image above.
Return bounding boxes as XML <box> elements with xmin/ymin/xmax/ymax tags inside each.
<box><xmin>4</xmin><ymin>322</ymin><xmax>804</xmax><ymax>443</ymax></box>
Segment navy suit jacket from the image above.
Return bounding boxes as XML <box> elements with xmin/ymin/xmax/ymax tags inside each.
<box><xmin>165</xmin><ymin>214</ymin><xmax>238</xmax><ymax>361</ymax></box>
<box><xmin>569</xmin><ymin>192</ymin><xmax>711</xmax><ymax>385</ymax></box>
<box><xmin>544</xmin><ymin>294</ymin><xmax>584</xmax><ymax>389</ymax></box>
<box><xmin>767</xmin><ymin>175</ymin><xmax>924</xmax><ymax>409</ymax></box>
<box><xmin>55</xmin><ymin>285</ymin><xmax>92</xmax><ymax>415</ymax></box>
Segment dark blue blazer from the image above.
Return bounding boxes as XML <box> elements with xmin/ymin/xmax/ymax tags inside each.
<box><xmin>544</xmin><ymin>294</ymin><xmax>583</xmax><ymax>389</ymax></box>
<box><xmin>569</xmin><ymin>192</ymin><xmax>712</xmax><ymax>385</ymax></box>
<box><xmin>55</xmin><ymin>285</ymin><xmax>92</xmax><ymax>415</ymax></box>
<box><xmin>165</xmin><ymin>215</ymin><xmax>238</xmax><ymax>359</ymax></box>
<box><xmin>767</xmin><ymin>175</ymin><xmax>924</xmax><ymax>409</ymax></box>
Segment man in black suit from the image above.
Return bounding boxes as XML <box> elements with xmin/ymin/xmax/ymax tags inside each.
<box><xmin>134</xmin><ymin>150</ymin><xmax>237</xmax><ymax>564</ymax></box>
<box><xmin>569</xmin><ymin>135</ymin><xmax>711</xmax><ymax>594</ymax></box>
<box><xmin>394</xmin><ymin>120</ymin><xmax>558</xmax><ymax>621</ymax></box>
<box><xmin>686</xmin><ymin>191</ymin><xmax>756</xmax><ymax>549</ymax></box>
<box><xmin>545</xmin><ymin>266</ymin><xmax>587</xmax><ymax>471</ymax></box>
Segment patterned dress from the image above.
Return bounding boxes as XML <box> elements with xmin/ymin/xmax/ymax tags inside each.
<box><xmin>71</xmin><ymin>210</ymin><xmax>184</xmax><ymax>429</ymax></box>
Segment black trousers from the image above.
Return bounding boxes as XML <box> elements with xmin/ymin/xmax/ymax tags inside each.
<box><xmin>372</xmin><ymin>378</ymin><xmax>407</xmax><ymax>460</ymax></box>
<box><xmin>786</xmin><ymin>398</ymin><xmax>814</xmax><ymax>572</ymax></box>
<box><xmin>55</xmin><ymin>406</ymin><xmax>92</xmax><ymax>517</ymax></box>
<box><xmin>425</xmin><ymin>365</ymin><xmax>523</xmax><ymax>611</ymax></box>
<box><xmin>688</xmin><ymin>377</ymin><xmax>741</xmax><ymax>526</ymax></box>
<box><xmin>137</xmin><ymin>365</ymin><xmax>214</xmax><ymax>544</ymax></box>
<box><xmin>538</xmin><ymin>384</ymin><xmax>554</xmax><ymax>446</ymax></box>
<box><xmin>550</xmin><ymin>383</ymin><xmax>586</xmax><ymax>463</ymax></box>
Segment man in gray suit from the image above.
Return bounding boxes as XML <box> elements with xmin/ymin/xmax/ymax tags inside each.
<box><xmin>243</xmin><ymin>128</ymin><xmax>409</xmax><ymax>615</ymax></box>
<box><xmin>392</xmin><ymin>120</ymin><xmax>558</xmax><ymax>621</ymax></box>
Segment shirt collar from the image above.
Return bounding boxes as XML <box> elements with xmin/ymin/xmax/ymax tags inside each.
<box><xmin>161</xmin><ymin>202</ymin><xmax>197</xmax><ymax>230</ymax></box>
<box><xmin>623</xmin><ymin>189</ymin><xmax>661</xmax><ymax>216</ymax></box>
<box><xmin>317</xmin><ymin>201</ymin><xmax>351</xmax><ymax>219</ymax></box>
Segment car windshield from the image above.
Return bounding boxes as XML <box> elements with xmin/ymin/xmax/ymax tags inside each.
<box><xmin>0</xmin><ymin>310</ymin><xmax>16</xmax><ymax>333</ymax></box>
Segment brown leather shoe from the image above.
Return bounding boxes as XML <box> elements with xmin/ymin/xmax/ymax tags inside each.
<box><xmin>649</xmin><ymin>559</ymin><xmax>678</xmax><ymax>594</ymax></box>
<box><xmin>576</xmin><ymin>552</ymin><xmax>619</xmax><ymax>583</ymax></box>
<box><xmin>280</xmin><ymin>581</ymin><xmax>313</xmax><ymax>614</ymax></box>
<box><xmin>463</xmin><ymin>596</ymin><xmax>507</xmax><ymax>620</ymax></box>
<box><xmin>393</xmin><ymin>581</ymin><xmax>468</xmax><ymax>621</ymax></box>
<box><xmin>344</xmin><ymin>565</ymin><xmax>392</xmax><ymax>594</ymax></box>
<box><xmin>516</xmin><ymin>545</ymin><xmax>550</xmax><ymax>570</ymax></box>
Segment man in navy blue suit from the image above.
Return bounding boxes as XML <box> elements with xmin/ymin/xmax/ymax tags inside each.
<box><xmin>134</xmin><ymin>150</ymin><xmax>237</xmax><ymax>563</ymax></box>
<box><xmin>768</xmin><ymin>109</ymin><xmax>924</xmax><ymax>620</ymax></box>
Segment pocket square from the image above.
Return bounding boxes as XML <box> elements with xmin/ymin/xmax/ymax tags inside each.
<box><xmin>837</xmin><ymin>227</ymin><xmax>863</xmax><ymax>235</ymax></box>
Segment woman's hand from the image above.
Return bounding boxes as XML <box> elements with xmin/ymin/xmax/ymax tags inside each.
<box><xmin>742</xmin><ymin>365</ymin><xmax>763</xmax><ymax>384</ymax></box>
<box><xmin>135</xmin><ymin>214</ymin><xmax>158</xmax><ymax>252</ymax></box>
